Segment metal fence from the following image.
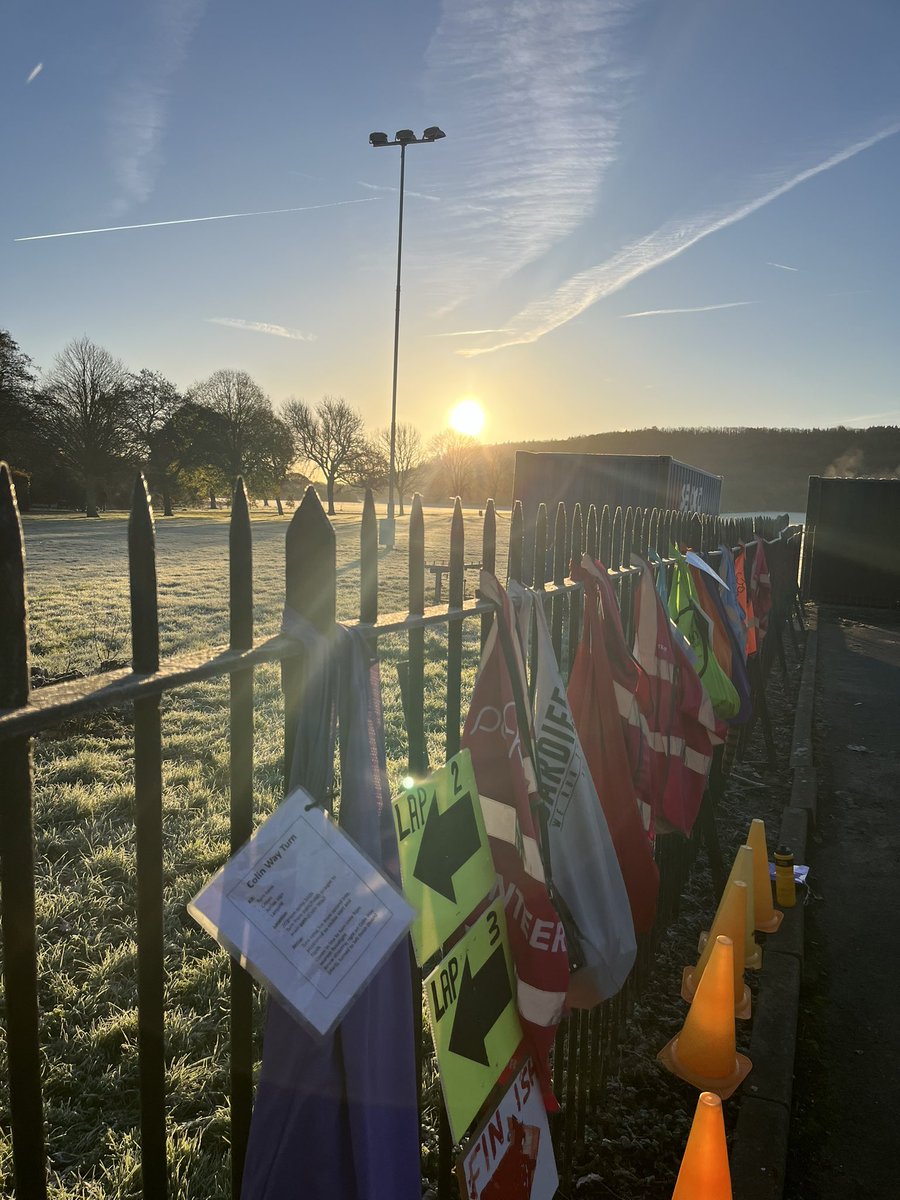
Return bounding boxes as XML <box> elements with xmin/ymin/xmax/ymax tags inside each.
<box><xmin>0</xmin><ymin>463</ymin><xmax>800</xmax><ymax>1200</ymax></box>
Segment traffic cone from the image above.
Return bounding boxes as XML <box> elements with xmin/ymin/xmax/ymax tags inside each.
<box><xmin>682</xmin><ymin>879</ymin><xmax>751</xmax><ymax>1018</ymax></box>
<box><xmin>671</xmin><ymin>1092</ymin><xmax>732</xmax><ymax>1199</ymax></box>
<box><xmin>658</xmin><ymin>935</ymin><xmax>752</xmax><ymax>1099</ymax></box>
<box><xmin>748</xmin><ymin>818</ymin><xmax>783</xmax><ymax>933</ymax></box>
<box><xmin>700</xmin><ymin>845</ymin><xmax>762</xmax><ymax>969</ymax></box>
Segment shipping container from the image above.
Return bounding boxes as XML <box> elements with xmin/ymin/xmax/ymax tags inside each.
<box><xmin>801</xmin><ymin>476</ymin><xmax>900</xmax><ymax>607</ymax></box>
<box><xmin>512</xmin><ymin>451</ymin><xmax>722</xmax><ymax>580</ymax></box>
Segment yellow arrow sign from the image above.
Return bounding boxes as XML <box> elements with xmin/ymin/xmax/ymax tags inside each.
<box><xmin>394</xmin><ymin>749</ymin><xmax>496</xmax><ymax>965</ymax></box>
<box><xmin>424</xmin><ymin>899</ymin><xmax>523</xmax><ymax>1143</ymax></box>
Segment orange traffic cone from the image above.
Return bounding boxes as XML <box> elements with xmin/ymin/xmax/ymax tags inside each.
<box><xmin>671</xmin><ymin>1092</ymin><xmax>732</xmax><ymax>1199</ymax></box>
<box><xmin>748</xmin><ymin>818</ymin><xmax>783</xmax><ymax>933</ymax></box>
<box><xmin>682</xmin><ymin>879</ymin><xmax>751</xmax><ymax>1018</ymax></box>
<box><xmin>700</xmin><ymin>845</ymin><xmax>762</xmax><ymax>969</ymax></box>
<box><xmin>658</xmin><ymin>935</ymin><xmax>752</xmax><ymax>1099</ymax></box>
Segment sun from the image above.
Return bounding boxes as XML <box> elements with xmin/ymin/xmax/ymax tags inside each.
<box><xmin>448</xmin><ymin>397</ymin><xmax>486</xmax><ymax>438</ymax></box>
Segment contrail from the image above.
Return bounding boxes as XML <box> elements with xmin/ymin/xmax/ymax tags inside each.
<box><xmin>767</xmin><ymin>261</ymin><xmax>799</xmax><ymax>272</ymax></box>
<box><xmin>15</xmin><ymin>197</ymin><xmax>378</xmax><ymax>242</ymax></box>
<box><xmin>620</xmin><ymin>301</ymin><xmax>755</xmax><ymax>318</ymax></box>
<box><xmin>460</xmin><ymin>121</ymin><xmax>900</xmax><ymax>357</ymax></box>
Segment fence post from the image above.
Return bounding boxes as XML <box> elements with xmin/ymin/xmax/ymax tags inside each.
<box><xmin>507</xmin><ymin>500</ymin><xmax>523</xmax><ymax>583</ymax></box>
<box><xmin>551</xmin><ymin>502</ymin><xmax>567</xmax><ymax>663</ymax></box>
<box><xmin>481</xmin><ymin>499</ymin><xmax>496</xmax><ymax>650</ymax></box>
<box><xmin>284</xmin><ymin>487</ymin><xmax>336</xmax><ymax>794</ymax></box>
<box><xmin>129</xmin><ymin>473</ymin><xmax>167</xmax><ymax>1199</ymax></box>
<box><xmin>0</xmin><ymin>463</ymin><xmax>47</xmax><ymax>1200</ymax></box>
<box><xmin>360</xmin><ymin>488</ymin><xmax>378</xmax><ymax>625</ymax></box>
<box><xmin>586</xmin><ymin>504</ymin><xmax>598</xmax><ymax>562</ymax></box>
<box><xmin>228</xmin><ymin>478</ymin><xmax>254</xmax><ymax>1199</ymax></box>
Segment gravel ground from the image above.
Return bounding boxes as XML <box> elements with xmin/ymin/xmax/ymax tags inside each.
<box><xmin>569</xmin><ymin>632</ymin><xmax>802</xmax><ymax>1200</ymax></box>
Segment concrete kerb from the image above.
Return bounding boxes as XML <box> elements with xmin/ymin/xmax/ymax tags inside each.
<box><xmin>730</xmin><ymin>614</ymin><xmax>817</xmax><ymax>1200</ymax></box>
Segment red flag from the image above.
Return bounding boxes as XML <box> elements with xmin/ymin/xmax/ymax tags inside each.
<box><xmin>568</xmin><ymin>564</ymin><xmax>660</xmax><ymax>935</ymax></box>
<box><xmin>462</xmin><ymin>573</ymin><xmax>569</xmax><ymax>1108</ymax></box>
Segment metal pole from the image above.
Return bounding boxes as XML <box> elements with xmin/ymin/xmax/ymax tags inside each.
<box><xmin>386</xmin><ymin>142</ymin><xmax>406</xmax><ymax>543</ymax></box>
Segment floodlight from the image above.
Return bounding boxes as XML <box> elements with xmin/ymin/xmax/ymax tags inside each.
<box><xmin>395</xmin><ymin>129</ymin><xmax>416</xmax><ymax>143</ymax></box>
<box><xmin>369</xmin><ymin>131</ymin><xmax>389</xmax><ymax>147</ymax></box>
<box><xmin>422</xmin><ymin>126</ymin><xmax>446</xmax><ymax>141</ymax></box>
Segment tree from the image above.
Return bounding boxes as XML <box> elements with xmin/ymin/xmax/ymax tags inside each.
<box><xmin>345</xmin><ymin>439</ymin><xmax>389</xmax><ymax>496</ymax></box>
<box><xmin>122</xmin><ymin>369</ymin><xmax>185</xmax><ymax>514</ymax></box>
<box><xmin>40</xmin><ymin>337</ymin><xmax>129</xmax><ymax>516</ymax></box>
<box><xmin>0</xmin><ymin>330</ymin><xmax>38</xmax><ymax>461</ymax></box>
<box><xmin>250</xmin><ymin>411</ymin><xmax>296</xmax><ymax>514</ymax></box>
<box><xmin>430</xmin><ymin>429</ymin><xmax>478</xmax><ymax>501</ymax></box>
<box><xmin>188</xmin><ymin>369</ymin><xmax>273</xmax><ymax>507</ymax></box>
<box><xmin>284</xmin><ymin>396</ymin><xmax>367</xmax><ymax>515</ymax></box>
<box><xmin>378</xmin><ymin>422</ymin><xmax>424</xmax><ymax>515</ymax></box>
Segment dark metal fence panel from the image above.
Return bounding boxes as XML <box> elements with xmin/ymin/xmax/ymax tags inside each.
<box><xmin>0</xmin><ymin>464</ymin><xmax>47</xmax><ymax>1200</ymax></box>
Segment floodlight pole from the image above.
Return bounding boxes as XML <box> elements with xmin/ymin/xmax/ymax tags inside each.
<box><xmin>369</xmin><ymin>127</ymin><xmax>445</xmax><ymax>547</ymax></box>
<box><xmin>387</xmin><ymin>141</ymin><xmax>407</xmax><ymax>539</ymax></box>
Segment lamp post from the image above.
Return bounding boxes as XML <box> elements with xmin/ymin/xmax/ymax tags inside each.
<box><xmin>369</xmin><ymin>126</ymin><xmax>446</xmax><ymax>548</ymax></box>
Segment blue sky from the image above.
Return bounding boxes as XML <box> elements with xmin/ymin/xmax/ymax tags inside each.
<box><xmin>5</xmin><ymin>0</ymin><xmax>900</xmax><ymax>441</ymax></box>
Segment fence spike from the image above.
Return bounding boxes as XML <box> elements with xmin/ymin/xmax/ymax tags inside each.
<box><xmin>599</xmin><ymin>504</ymin><xmax>611</xmax><ymax>565</ymax></box>
<box><xmin>360</xmin><ymin>488</ymin><xmax>378</xmax><ymax>624</ymax></box>
<box><xmin>508</xmin><ymin>500</ymin><xmax>524</xmax><ymax>582</ymax></box>
<box><xmin>229</xmin><ymin>478</ymin><xmax>253</xmax><ymax>651</ymax></box>
<box><xmin>286</xmin><ymin>486</ymin><xmax>336</xmax><ymax>631</ymax></box>
<box><xmin>586</xmin><ymin>504</ymin><xmax>598</xmax><ymax>562</ymax></box>
<box><xmin>129</xmin><ymin>473</ymin><xmax>160</xmax><ymax>673</ymax></box>
<box><xmin>570</xmin><ymin>503</ymin><xmax>583</xmax><ymax>567</ymax></box>
<box><xmin>481</xmin><ymin>500</ymin><xmax>496</xmax><ymax>649</ymax></box>
<box><xmin>533</xmin><ymin>503</ymin><xmax>548</xmax><ymax>588</ymax></box>
<box><xmin>553</xmin><ymin>502</ymin><xmax>567</xmax><ymax>585</ymax></box>
<box><xmin>611</xmin><ymin>506</ymin><xmax>624</xmax><ymax>571</ymax></box>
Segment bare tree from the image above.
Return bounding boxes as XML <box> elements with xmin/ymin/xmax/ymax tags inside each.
<box><xmin>251</xmin><ymin>411</ymin><xmax>296</xmax><ymax>514</ymax></box>
<box><xmin>430</xmin><ymin>429</ymin><xmax>478</xmax><ymax>501</ymax></box>
<box><xmin>188</xmin><ymin>369</ymin><xmax>273</xmax><ymax>507</ymax></box>
<box><xmin>41</xmin><ymin>336</ymin><xmax>129</xmax><ymax>516</ymax></box>
<box><xmin>345</xmin><ymin>439</ymin><xmax>389</xmax><ymax>495</ymax></box>
<box><xmin>284</xmin><ymin>395</ymin><xmax>367</xmax><ymax>515</ymax></box>
<box><xmin>378</xmin><ymin>422</ymin><xmax>424</xmax><ymax>515</ymax></box>
<box><xmin>122</xmin><ymin>369</ymin><xmax>185</xmax><ymax>514</ymax></box>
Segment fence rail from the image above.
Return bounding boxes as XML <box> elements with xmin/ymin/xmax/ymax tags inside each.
<box><xmin>0</xmin><ymin>462</ymin><xmax>799</xmax><ymax>1200</ymax></box>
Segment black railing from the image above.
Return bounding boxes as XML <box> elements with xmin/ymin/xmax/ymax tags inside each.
<box><xmin>0</xmin><ymin>462</ymin><xmax>799</xmax><ymax>1199</ymax></box>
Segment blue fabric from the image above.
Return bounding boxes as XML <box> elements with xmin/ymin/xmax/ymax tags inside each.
<box><xmin>241</xmin><ymin>616</ymin><xmax>420</xmax><ymax>1200</ymax></box>
<box><xmin>696</xmin><ymin>572</ymin><xmax>752</xmax><ymax>725</ymax></box>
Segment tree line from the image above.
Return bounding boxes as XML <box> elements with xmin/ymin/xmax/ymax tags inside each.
<box><xmin>0</xmin><ymin>330</ymin><xmax>502</xmax><ymax>516</ymax></box>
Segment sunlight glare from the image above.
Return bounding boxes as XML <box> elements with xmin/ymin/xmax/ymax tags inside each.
<box><xmin>448</xmin><ymin>398</ymin><xmax>485</xmax><ymax>437</ymax></box>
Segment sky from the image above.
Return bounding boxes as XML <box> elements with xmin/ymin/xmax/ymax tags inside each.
<box><xmin>4</xmin><ymin>0</ymin><xmax>900</xmax><ymax>443</ymax></box>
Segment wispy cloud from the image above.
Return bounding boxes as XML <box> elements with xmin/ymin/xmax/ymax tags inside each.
<box><xmin>26</xmin><ymin>63</ymin><xmax>43</xmax><ymax>84</ymax></box>
<box><xmin>459</xmin><ymin>122</ymin><xmax>900</xmax><ymax>356</ymax></box>
<box><xmin>357</xmin><ymin>180</ymin><xmax>441</xmax><ymax>202</ymax></box>
<box><xmin>620</xmin><ymin>301</ymin><xmax>756</xmax><ymax>318</ymax></box>
<box><xmin>207</xmin><ymin>318</ymin><xmax>316</xmax><ymax>342</ymax></box>
<box><xmin>424</xmin><ymin>0</ymin><xmax>641</xmax><ymax>308</ymax></box>
<box><xmin>107</xmin><ymin>1</ymin><xmax>207</xmax><ymax>213</ymax></box>
<box><xmin>432</xmin><ymin>328</ymin><xmax>513</xmax><ymax>337</ymax></box>
<box><xmin>14</xmin><ymin>197</ymin><xmax>378</xmax><ymax>242</ymax></box>
<box><xmin>767</xmin><ymin>261</ymin><xmax>799</xmax><ymax>272</ymax></box>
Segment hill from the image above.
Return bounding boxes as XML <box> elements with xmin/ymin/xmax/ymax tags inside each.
<box><xmin>465</xmin><ymin>426</ymin><xmax>900</xmax><ymax>513</ymax></box>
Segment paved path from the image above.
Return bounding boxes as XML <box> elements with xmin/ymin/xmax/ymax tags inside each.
<box><xmin>786</xmin><ymin>610</ymin><xmax>900</xmax><ymax>1198</ymax></box>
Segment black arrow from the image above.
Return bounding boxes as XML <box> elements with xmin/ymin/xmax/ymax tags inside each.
<box><xmin>413</xmin><ymin>789</ymin><xmax>482</xmax><ymax>903</ymax></box>
<box><xmin>448</xmin><ymin>944</ymin><xmax>513</xmax><ymax>1067</ymax></box>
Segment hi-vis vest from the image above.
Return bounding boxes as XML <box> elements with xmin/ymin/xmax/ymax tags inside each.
<box><xmin>508</xmin><ymin>581</ymin><xmax>636</xmax><ymax>1009</ymax></box>
<box><xmin>631</xmin><ymin>555</ymin><xmax>716</xmax><ymax>835</ymax></box>
<box><xmin>462</xmin><ymin>572</ymin><xmax>569</xmax><ymax>1109</ymax></box>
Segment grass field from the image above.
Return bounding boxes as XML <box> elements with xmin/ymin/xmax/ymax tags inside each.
<box><xmin>1</xmin><ymin>502</ymin><xmax>510</xmax><ymax>1198</ymax></box>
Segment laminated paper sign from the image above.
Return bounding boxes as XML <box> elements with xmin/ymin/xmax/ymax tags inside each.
<box><xmin>189</xmin><ymin>787</ymin><xmax>414</xmax><ymax>1037</ymax></box>
<box><xmin>457</xmin><ymin>1058</ymin><xmax>558</xmax><ymax>1200</ymax></box>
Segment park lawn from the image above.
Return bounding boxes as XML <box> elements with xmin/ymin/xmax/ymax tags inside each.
<box><xmin>0</xmin><ymin>503</ymin><xmax>510</xmax><ymax>1199</ymax></box>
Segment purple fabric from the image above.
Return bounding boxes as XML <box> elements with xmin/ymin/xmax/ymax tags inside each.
<box><xmin>241</xmin><ymin>620</ymin><xmax>420</xmax><ymax>1200</ymax></box>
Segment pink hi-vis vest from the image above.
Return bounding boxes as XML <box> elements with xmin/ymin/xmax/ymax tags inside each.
<box><xmin>462</xmin><ymin>572</ymin><xmax>569</xmax><ymax>1110</ymax></box>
